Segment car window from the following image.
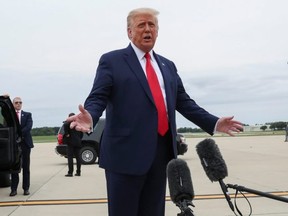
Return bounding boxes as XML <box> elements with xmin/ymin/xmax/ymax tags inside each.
<box><xmin>0</xmin><ymin>102</ymin><xmax>11</xmax><ymax>127</ymax></box>
<box><xmin>0</xmin><ymin>107</ymin><xmax>5</xmax><ymax>127</ymax></box>
<box><xmin>0</xmin><ymin>98</ymin><xmax>18</xmax><ymax>127</ymax></box>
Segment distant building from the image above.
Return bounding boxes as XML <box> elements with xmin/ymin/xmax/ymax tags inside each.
<box><xmin>243</xmin><ymin>125</ymin><xmax>271</xmax><ymax>132</ymax></box>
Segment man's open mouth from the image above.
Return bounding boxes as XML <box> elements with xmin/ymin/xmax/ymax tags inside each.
<box><xmin>144</xmin><ymin>35</ymin><xmax>152</xmax><ymax>40</ymax></box>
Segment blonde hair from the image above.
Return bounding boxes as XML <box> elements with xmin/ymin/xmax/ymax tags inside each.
<box><xmin>127</xmin><ymin>8</ymin><xmax>159</xmax><ymax>28</ymax></box>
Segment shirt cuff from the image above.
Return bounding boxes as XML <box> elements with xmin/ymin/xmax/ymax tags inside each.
<box><xmin>213</xmin><ymin>119</ymin><xmax>219</xmax><ymax>134</ymax></box>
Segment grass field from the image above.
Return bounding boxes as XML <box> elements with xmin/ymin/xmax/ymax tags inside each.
<box><xmin>32</xmin><ymin>130</ymin><xmax>286</xmax><ymax>143</ymax></box>
<box><xmin>33</xmin><ymin>135</ymin><xmax>57</xmax><ymax>143</ymax></box>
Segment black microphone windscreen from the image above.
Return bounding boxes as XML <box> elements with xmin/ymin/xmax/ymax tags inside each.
<box><xmin>167</xmin><ymin>158</ymin><xmax>194</xmax><ymax>204</ymax></box>
<box><xmin>196</xmin><ymin>138</ymin><xmax>228</xmax><ymax>182</ymax></box>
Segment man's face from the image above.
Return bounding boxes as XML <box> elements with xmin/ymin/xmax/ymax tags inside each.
<box><xmin>127</xmin><ymin>13</ymin><xmax>158</xmax><ymax>53</ymax></box>
<box><xmin>13</xmin><ymin>98</ymin><xmax>22</xmax><ymax>111</ymax></box>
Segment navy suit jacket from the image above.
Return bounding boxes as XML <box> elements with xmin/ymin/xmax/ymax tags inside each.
<box><xmin>20</xmin><ymin>110</ymin><xmax>34</xmax><ymax>148</ymax></box>
<box><xmin>84</xmin><ymin>44</ymin><xmax>218</xmax><ymax>175</ymax></box>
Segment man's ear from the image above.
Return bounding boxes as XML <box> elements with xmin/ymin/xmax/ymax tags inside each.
<box><xmin>127</xmin><ymin>28</ymin><xmax>132</xmax><ymax>39</ymax></box>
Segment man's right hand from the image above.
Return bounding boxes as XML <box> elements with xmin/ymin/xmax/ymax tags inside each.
<box><xmin>66</xmin><ymin>104</ymin><xmax>93</xmax><ymax>133</ymax></box>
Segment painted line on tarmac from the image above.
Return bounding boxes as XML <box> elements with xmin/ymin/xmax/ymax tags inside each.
<box><xmin>0</xmin><ymin>198</ymin><xmax>107</xmax><ymax>207</ymax></box>
<box><xmin>1</xmin><ymin>191</ymin><xmax>288</xmax><ymax>207</ymax></box>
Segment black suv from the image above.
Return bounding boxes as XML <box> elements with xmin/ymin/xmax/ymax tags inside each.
<box><xmin>55</xmin><ymin>118</ymin><xmax>188</xmax><ymax>164</ymax></box>
<box><xmin>55</xmin><ymin>118</ymin><xmax>105</xmax><ymax>164</ymax></box>
<box><xmin>0</xmin><ymin>96</ymin><xmax>22</xmax><ymax>187</ymax></box>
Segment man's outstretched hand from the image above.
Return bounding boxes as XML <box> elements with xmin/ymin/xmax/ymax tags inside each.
<box><xmin>66</xmin><ymin>104</ymin><xmax>93</xmax><ymax>133</ymax></box>
<box><xmin>216</xmin><ymin>116</ymin><xmax>243</xmax><ymax>136</ymax></box>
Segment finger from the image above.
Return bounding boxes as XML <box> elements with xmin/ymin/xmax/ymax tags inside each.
<box><xmin>78</xmin><ymin>104</ymin><xmax>86</xmax><ymax>114</ymax></box>
<box><xmin>224</xmin><ymin>116</ymin><xmax>234</xmax><ymax>121</ymax></box>
<box><xmin>70</xmin><ymin>121</ymin><xmax>77</xmax><ymax>129</ymax></box>
<box><xmin>66</xmin><ymin>115</ymin><xmax>75</xmax><ymax>123</ymax></box>
<box><xmin>233</xmin><ymin>123</ymin><xmax>243</xmax><ymax>130</ymax></box>
<box><xmin>228</xmin><ymin>131</ymin><xmax>235</xmax><ymax>136</ymax></box>
<box><xmin>75</xmin><ymin>125</ymin><xmax>90</xmax><ymax>133</ymax></box>
<box><xmin>231</xmin><ymin>120</ymin><xmax>243</xmax><ymax>126</ymax></box>
<box><xmin>231</xmin><ymin>126</ymin><xmax>240</xmax><ymax>132</ymax></box>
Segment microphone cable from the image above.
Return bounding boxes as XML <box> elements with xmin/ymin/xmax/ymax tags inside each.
<box><xmin>233</xmin><ymin>188</ymin><xmax>253</xmax><ymax>216</ymax></box>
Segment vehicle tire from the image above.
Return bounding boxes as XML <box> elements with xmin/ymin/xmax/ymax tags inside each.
<box><xmin>80</xmin><ymin>146</ymin><xmax>97</xmax><ymax>165</ymax></box>
<box><xmin>0</xmin><ymin>173</ymin><xmax>11</xmax><ymax>188</ymax></box>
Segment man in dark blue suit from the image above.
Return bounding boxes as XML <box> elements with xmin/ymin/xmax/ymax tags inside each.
<box><xmin>10</xmin><ymin>97</ymin><xmax>34</xmax><ymax>196</ymax></box>
<box><xmin>68</xmin><ymin>8</ymin><xmax>243</xmax><ymax>216</ymax></box>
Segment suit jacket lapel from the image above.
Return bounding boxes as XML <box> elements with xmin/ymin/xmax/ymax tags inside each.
<box><xmin>123</xmin><ymin>45</ymin><xmax>154</xmax><ymax>104</ymax></box>
<box><xmin>154</xmin><ymin>53</ymin><xmax>173</xmax><ymax>118</ymax></box>
<box><xmin>123</xmin><ymin>45</ymin><xmax>174</xmax><ymax>113</ymax></box>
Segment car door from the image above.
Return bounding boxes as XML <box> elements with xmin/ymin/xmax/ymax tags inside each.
<box><xmin>0</xmin><ymin>95</ymin><xmax>22</xmax><ymax>173</ymax></box>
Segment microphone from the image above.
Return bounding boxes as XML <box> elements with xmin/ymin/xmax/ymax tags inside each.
<box><xmin>196</xmin><ymin>138</ymin><xmax>234</xmax><ymax>212</ymax></box>
<box><xmin>167</xmin><ymin>158</ymin><xmax>195</xmax><ymax>216</ymax></box>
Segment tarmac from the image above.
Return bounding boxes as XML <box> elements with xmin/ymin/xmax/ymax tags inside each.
<box><xmin>0</xmin><ymin>135</ymin><xmax>288</xmax><ymax>216</ymax></box>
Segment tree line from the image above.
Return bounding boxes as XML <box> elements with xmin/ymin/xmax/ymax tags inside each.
<box><xmin>31</xmin><ymin>121</ymin><xmax>287</xmax><ymax>136</ymax></box>
<box><xmin>260</xmin><ymin>121</ymin><xmax>287</xmax><ymax>131</ymax></box>
<box><xmin>31</xmin><ymin>127</ymin><xmax>60</xmax><ymax>136</ymax></box>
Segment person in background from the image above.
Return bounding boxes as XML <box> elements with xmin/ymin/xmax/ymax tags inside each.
<box><xmin>10</xmin><ymin>97</ymin><xmax>34</xmax><ymax>196</ymax></box>
<box><xmin>285</xmin><ymin>125</ymin><xmax>288</xmax><ymax>142</ymax></box>
<box><xmin>67</xmin><ymin>7</ymin><xmax>243</xmax><ymax>216</ymax></box>
<box><xmin>63</xmin><ymin>113</ymin><xmax>83</xmax><ymax>177</ymax></box>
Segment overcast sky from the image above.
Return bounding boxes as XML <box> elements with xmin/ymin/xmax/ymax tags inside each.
<box><xmin>1</xmin><ymin>0</ymin><xmax>287</xmax><ymax>128</ymax></box>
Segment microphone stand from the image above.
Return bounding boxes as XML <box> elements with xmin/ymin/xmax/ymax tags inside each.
<box><xmin>219</xmin><ymin>180</ymin><xmax>235</xmax><ymax>211</ymax></box>
<box><xmin>176</xmin><ymin>200</ymin><xmax>195</xmax><ymax>216</ymax></box>
<box><xmin>227</xmin><ymin>184</ymin><xmax>288</xmax><ymax>203</ymax></box>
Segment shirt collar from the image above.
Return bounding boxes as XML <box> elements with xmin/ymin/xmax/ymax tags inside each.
<box><xmin>130</xmin><ymin>42</ymin><xmax>154</xmax><ymax>62</ymax></box>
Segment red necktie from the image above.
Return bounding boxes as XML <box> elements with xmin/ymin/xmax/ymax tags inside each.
<box><xmin>16</xmin><ymin>111</ymin><xmax>20</xmax><ymax>122</ymax></box>
<box><xmin>145</xmin><ymin>53</ymin><xmax>168</xmax><ymax>136</ymax></box>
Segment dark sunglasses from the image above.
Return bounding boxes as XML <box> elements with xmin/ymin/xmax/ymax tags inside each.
<box><xmin>14</xmin><ymin>101</ymin><xmax>22</xmax><ymax>104</ymax></box>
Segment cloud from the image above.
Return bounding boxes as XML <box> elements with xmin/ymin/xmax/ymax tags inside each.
<box><xmin>1</xmin><ymin>0</ymin><xmax>287</xmax><ymax>128</ymax></box>
<box><xmin>176</xmin><ymin>61</ymin><xmax>288</xmax><ymax>127</ymax></box>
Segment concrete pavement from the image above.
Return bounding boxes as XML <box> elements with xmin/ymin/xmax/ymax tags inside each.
<box><xmin>0</xmin><ymin>135</ymin><xmax>288</xmax><ymax>216</ymax></box>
